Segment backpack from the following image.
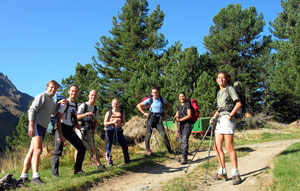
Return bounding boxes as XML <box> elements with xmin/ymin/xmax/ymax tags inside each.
<box><xmin>79</xmin><ymin>102</ymin><xmax>98</xmax><ymax>130</ymax></box>
<box><xmin>183</xmin><ymin>99</ymin><xmax>200</xmax><ymax>124</ymax></box>
<box><xmin>226</xmin><ymin>81</ymin><xmax>246</xmax><ymax>119</ymax></box>
<box><xmin>142</xmin><ymin>95</ymin><xmax>163</xmax><ymax>112</ymax></box>
<box><xmin>47</xmin><ymin>94</ymin><xmax>66</xmax><ymax>135</ymax></box>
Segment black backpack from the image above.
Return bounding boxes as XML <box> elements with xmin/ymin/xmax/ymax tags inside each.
<box><xmin>226</xmin><ymin>82</ymin><xmax>246</xmax><ymax>119</ymax></box>
<box><xmin>80</xmin><ymin>103</ymin><xmax>97</xmax><ymax>129</ymax></box>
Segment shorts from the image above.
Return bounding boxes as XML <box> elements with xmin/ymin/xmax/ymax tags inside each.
<box><xmin>29</xmin><ymin>123</ymin><xmax>47</xmax><ymax>139</ymax></box>
<box><xmin>75</xmin><ymin>128</ymin><xmax>96</xmax><ymax>150</ymax></box>
<box><xmin>215</xmin><ymin>115</ymin><xmax>236</xmax><ymax>135</ymax></box>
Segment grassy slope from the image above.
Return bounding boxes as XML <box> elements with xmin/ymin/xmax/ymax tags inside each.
<box><xmin>1</xmin><ymin>124</ymin><xmax>300</xmax><ymax>191</ymax></box>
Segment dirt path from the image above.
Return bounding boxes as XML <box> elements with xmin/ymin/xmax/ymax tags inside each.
<box><xmin>90</xmin><ymin>139</ymin><xmax>300</xmax><ymax>191</ymax></box>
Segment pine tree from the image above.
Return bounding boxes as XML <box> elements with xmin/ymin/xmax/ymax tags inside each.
<box><xmin>94</xmin><ymin>0</ymin><xmax>167</xmax><ymax>106</ymax></box>
<box><xmin>267</xmin><ymin>0</ymin><xmax>300</xmax><ymax>122</ymax></box>
<box><xmin>6</xmin><ymin>113</ymin><xmax>30</xmax><ymax>150</ymax></box>
<box><xmin>203</xmin><ymin>4</ymin><xmax>272</xmax><ymax>114</ymax></box>
<box><xmin>192</xmin><ymin>71</ymin><xmax>217</xmax><ymax>117</ymax></box>
<box><xmin>60</xmin><ymin>63</ymin><xmax>107</xmax><ymax>118</ymax></box>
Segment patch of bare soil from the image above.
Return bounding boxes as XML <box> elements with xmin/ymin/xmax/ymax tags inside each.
<box><xmin>89</xmin><ymin>128</ymin><xmax>300</xmax><ymax>191</ymax></box>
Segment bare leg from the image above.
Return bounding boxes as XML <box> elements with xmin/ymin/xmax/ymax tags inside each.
<box><xmin>224</xmin><ymin>134</ymin><xmax>238</xmax><ymax>169</ymax></box>
<box><xmin>214</xmin><ymin>134</ymin><xmax>225</xmax><ymax>168</ymax></box>
<box><xmin>21</xmin><ymin>140</ymin><xmax>34</xmax><ymax>174</ymax></box>
<box><xmin>31</xmin><ymin>136</ymin><xmax>43</xmax><ymax>174</ymax></box>
<box><xmin>92</xmin><ymin>149</ymin><xmax>101</xmax><ymax>166</ymax></box>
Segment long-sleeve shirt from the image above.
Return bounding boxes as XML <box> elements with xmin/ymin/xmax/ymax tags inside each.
<box><xmin>28</xmin><ymin>91</ymin><xmax>56</xmax><ymax>128</ymax></box>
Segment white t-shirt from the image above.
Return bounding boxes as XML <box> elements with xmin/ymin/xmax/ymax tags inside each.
<box><xmin>77</xmin><ymin>102</ymin><xmax>99</xmax><ymax>119</ymax></box>
<box><xmin>58</xmin><ymin>100</ymin><xmax>77</xmax><ymax>126</ymax></box>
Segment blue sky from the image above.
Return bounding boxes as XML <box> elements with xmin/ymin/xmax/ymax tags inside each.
<box><xmin>0</xmin><ymin>0</ymin><xmax>282</xmax><ymax>97</ymax></box>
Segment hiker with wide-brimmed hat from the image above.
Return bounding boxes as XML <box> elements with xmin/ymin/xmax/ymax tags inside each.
<box><xmin>210</xmin><ymin>71</ymin><xmax>242</xmax><ymax>185</ymax></box>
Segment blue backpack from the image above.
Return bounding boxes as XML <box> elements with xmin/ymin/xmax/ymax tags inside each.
<box><xmin>47</xmin><ymin>94</ymin><xmax>66</xmax><ymax>135</ymax></box>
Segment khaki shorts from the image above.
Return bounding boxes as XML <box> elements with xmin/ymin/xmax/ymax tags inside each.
<box><xmin>75</xmin><ymin>129</ymin><xmax>96</xmax><ymax>150</ymax></box>
<box><xmin>215</xmin><ymin>115</ymin><xmax>236</xmax><ymax>135</ymax></box>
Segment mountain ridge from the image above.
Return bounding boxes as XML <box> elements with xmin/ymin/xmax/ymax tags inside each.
<box><xmin>0</xmin><ymin>72</ymin><xmax>33</xmax><ymax>150</ymax></box>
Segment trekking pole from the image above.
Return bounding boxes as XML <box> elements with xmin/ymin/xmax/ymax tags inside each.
<box><xmin>115</xmin><ymin>126</ymin><xmax>119</xmax><ymax>167</ymax></box>
<box><xmin>205</xmin><ymin>123</ymin><xmax>215</xmax><ymax>178</ymax></box>
<box><xmin>184</xmin><ymin>124</ymin><xmax>212</xmax><ymax>173</ymax></box>
<box><xmin>175</xmin><ymin>120</ymin><xmax>181</xmax><ymax>162</ymax></box>
<box><xmin>79</xmin><ymin>129</ymin><xmax>97</xmax><ymax>169</ymax></box>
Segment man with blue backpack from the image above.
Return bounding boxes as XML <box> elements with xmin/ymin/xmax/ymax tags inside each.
<box><xmin>137</xmin><ymin>87</ymin><xmax>173</xmax><ymax>155</ymax></box>
<box><xmin>51</xmin><ymin>85</ymin><xmax>86</xmax><ymax>177</ymax></box>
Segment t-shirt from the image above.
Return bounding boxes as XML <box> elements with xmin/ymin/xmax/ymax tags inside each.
<box><xmin>58</xmin><ymin>100</ymin><xmax>77</xmax><ymax>126</ymax></box>
<box><xmin>177</xmin><ymin>101</ymin><xmax>192</xmax><ymax>124</ymax></box>
<box><xmin>217</xmin><ymin>86</ymin><xmax>240</xmax><ymax>115</ymax></box>
<box><xmin>142</xmin><ymin>96</ymin><xmax>166</xmax><ymax>113</ymax></box>
<box><xmin>77</xmin><ymin>102</ymin><xmax>99</xmax><ymax>119</ymax></box>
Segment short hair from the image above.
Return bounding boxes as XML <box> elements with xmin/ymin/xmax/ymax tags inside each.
<box><xmin>69</xmin><ymin>85</ymin><xmax>79</xmax><ymax>91</ymax></box>
<box><xmin>111</xmin><ymin>98</ymin><xmax>118</xmax><ymax>104</ymax></box>
<box><xmin>151</xmin><ymin>87</ymin><xmax>159</xmax><ymax>92</ymax></box>
<box><xmin>216</xmin><ymin>71</ymin><xmax>233</xmax><ymax>84</ymax></box>
<box><xmin>47</xmin><ymin>80</ymin><xmax>59</xmax><ymax>88</ymax></box>
<box><xmin>89</xmin><ymin>89</ymin><xmax>97</xmax><ymax>95</ymax></box>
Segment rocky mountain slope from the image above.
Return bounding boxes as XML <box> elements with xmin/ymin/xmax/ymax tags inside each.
<box><xmin>0</xmin><ymin>72</ymin><xmax>33</xmax><ymax>150</ymax></box>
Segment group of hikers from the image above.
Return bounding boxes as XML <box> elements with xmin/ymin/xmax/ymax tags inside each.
<box><xmin>19</xmin><ymin>71</ymin><xmax>242</xmax><ymax>186</ymax></box>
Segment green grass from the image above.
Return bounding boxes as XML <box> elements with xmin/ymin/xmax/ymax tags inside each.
<box><xmin>2</xmin><ymin>124</ymin><xmax>300</xmax><ymax>191</ymax></box>
<box><xmin>267</xmin><ymin>142</ymin><xmax>300</xmax><ymax>191</ymax></box>
<box><xmin>2</xmin><ymin>150</ymin><xmax>168</xmax><ymax>191</ymax></box>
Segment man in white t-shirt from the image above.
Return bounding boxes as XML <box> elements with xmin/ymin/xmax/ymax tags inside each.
<box><xmin>51</xmin><ymin>85</ymin><xmax>86</xmax><ymax>177</ymax></box>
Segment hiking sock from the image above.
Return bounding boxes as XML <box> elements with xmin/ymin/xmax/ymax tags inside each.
<box><xmin>32</xmin><ymin>172</ymin><xmax>40</xmax><ymax>179</ymax></box>
<box><xmin>20</xmin><ymin>173</ymin><xmax>28</xmax><ymax>178</ymax></box>
<box><xmin>232</xmin><ymin>168</ymin><xmax>240</xmax><ymax>176</ymax></box>
<box><xmin>222</xmin><ymin>168</ymin><xmax>227</xmax><ymax>175</ymax></box>
<box><xmin>218</xmin><ymin>167</ymin><xmax>223</xmax><ymax>175</ymax></box>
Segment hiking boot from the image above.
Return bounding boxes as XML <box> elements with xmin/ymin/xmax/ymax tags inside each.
<box><xmin>74</xmin><ymin>170</ymin><xmax>85</xmax><ymax>175</ymax></box>
<box><xmin>232</xmin><ymin>175</ymin><xmax>242</xmax><ymax>185</ymax></box>
<box><xmin>31</xmin><ymin>177</ymin><xmax>45</xmax><ymax>184</ymax></box>
<box><xmin>97</xmin><ymin>164</ymin><xmax>105</xmax><ymax>171</ymax></box>
<box><xmin>180</xmin><ymin>158</ymin><xmax>188</xmax><ymax>165</ymax></box>
<box><xmin>213</xmin><ymin>173</ymin><xmax>228</xmax><ymax>181</ymax></box>
<box><xmin>21</xmin><ymin>177</ymin><xmax>30</xmax><ymax>183</ymax></box>
<box><xmin>146</xmin><ymin>150</ymin><xmax>152</xmax><ymax>156</ymax></box>
<box><xmin>52</xmin><ymin>174</ymin><xmax>59</xmax><ymax>178</ymax></box>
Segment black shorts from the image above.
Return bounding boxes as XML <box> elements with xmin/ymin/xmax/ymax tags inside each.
<box><xmin>30</xmin><ymin>123</ymin><xmax>47</xmax><ymax>139</ymax></box>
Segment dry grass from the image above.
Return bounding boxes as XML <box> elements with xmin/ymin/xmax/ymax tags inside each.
<box><xmin>0</xmin><ymin>146</ymin><xmax>27</xmax><ymax>174</ymax></box>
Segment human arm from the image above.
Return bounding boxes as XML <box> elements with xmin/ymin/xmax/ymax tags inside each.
<box><xmin>28</xmin><ymin>120</ymin><xmax>35</xmax><ymax>137</ymax></box>
<box><xmin>119</xmin><ymin>112</ymin><xmax>126</xmax><ymax>127</ymax></box>
<box><xmin>177</xmin><ymin>109</ymin><xmax>192</xmax><ymax>122</ymax></box>
<box><xmin>210</xmin><ymin>108</ymin><xmax>220</xmax><ymax>125</ymax></box>
<box><xmin>137</xmin><ymin>102</ymin><xmax>149</xmax><ymax>118</ymax></box>
<box><xmin>163</xmin><ymin>99</ymin><xmax>169</xmax><ymax>115</ymax></box>
<box><xmin>227</xmin><ymin>100</ymin><xmax>242</xmax><ymax>120</ymax></box>
<box><xmin>103</xmin><ymin>111</ymin><xmax>117</xmax><ymax>126</ymax></box>
<box><xmin>56</xmin><ymin>112</ymin><xmax>65</xmax><ymax>142</ymax></box>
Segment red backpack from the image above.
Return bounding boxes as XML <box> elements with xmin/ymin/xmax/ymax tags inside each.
<box><xmin>188</xmin><ymin>99</ymin><xmax>200</xmax><ymax>124</ymax></box>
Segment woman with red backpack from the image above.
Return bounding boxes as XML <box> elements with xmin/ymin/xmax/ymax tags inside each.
<box><xmin>174</xmin><ymin>92</ymin><xmax>192</xmax><ymax>165</ymax></box>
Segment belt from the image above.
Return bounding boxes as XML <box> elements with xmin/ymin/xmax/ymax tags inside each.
<box><xmin>150</xmin><ymin>112</ymin><xmax>162</xmax><ymax>117</ymax></box>
<box><xmin>219</xmin><ymin>108</ymin><xmax>232</xmax><ymax>113</ymax></box>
